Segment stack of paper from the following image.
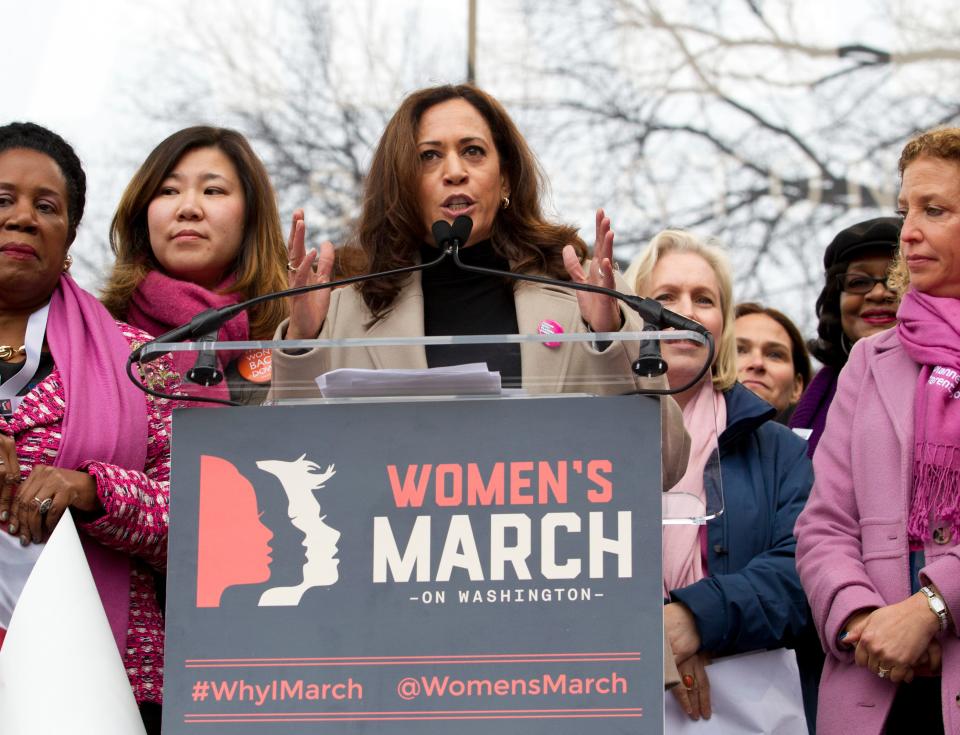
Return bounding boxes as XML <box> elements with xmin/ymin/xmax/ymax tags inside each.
<box><xmin>316</xmin><ymin>363</ymin><xmax>502</xmax><ymax>398</ymax></box>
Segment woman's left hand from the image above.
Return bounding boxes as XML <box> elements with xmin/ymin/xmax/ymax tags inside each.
<box><xmin>671</xmin><ymin>651</ymin><xmax>712</xmax><ymax>720</ymax></box>
<box><xmin>846</xmin><ymin>592</ymin><xmax>941</xmax><ymax>683</ymax></box>
<box><xmin>8</xmin><ymin>466</ymin><xmax>100</xmax><ymax>545</ymax></box>
<box><xmin>562</xmin><ymin>208</ymin><xmax>621</xmax><ymax>334</ymax></box>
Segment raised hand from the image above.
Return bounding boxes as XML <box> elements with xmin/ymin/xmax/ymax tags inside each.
<box><xmin>562</xmin><ymin>208</ymin><xmax>621</xmax><ymax>334</ymax></box>
<box><xmin>285</xmin><ymin>209</ymin><xmax>336</xmax><ymax>340</ymax></box>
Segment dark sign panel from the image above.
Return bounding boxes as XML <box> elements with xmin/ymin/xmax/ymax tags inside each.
<box><xmin>164</xmin><ymin>396</ymin><xmax>663</xmax><ymax>733</ymax></box>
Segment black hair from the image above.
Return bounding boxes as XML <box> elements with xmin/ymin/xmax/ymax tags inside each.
<box><xmin>0</xmin><ymin>122</ymin><xmax>86</xmax><ymax>242</ymax></box>
<box><xmin>808</xmin><ymin>261</ymin><xmax>849</xmax><ymax>369</ymax></box>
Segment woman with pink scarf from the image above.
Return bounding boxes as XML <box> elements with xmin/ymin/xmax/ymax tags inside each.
<box><xmin>102</xmin><ymin>126</ymin><xmax>289</xmax><ymax>405</ymax></box>
<box><xmin>795</xmin><ymin>127</ymin><xmax>960</xmax><ymax>734</ymax></box>
<box><xmin>0</xmin><ymin>122</ymin><xmax>176</xmax><ymax>734</ymax></box>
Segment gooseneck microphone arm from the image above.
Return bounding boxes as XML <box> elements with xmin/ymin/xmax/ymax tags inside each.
<box><xmin>125</xmin><ymin>245</ymin><xmax>453</xmax><ymax>406</ymax></box>
<box><xmin>436</xmin><ymin>215</ymin><xmax>715</xmax><ymax>396</ymax></box>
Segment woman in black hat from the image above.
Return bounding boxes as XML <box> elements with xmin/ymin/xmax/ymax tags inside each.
<box><xmin>789</xmin><ymin>217</ymin><xmax>901</xmax><ymax>457</ymax></box>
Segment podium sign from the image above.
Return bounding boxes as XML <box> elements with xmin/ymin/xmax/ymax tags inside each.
<box><xmin>164</xmin><ymin>396</ymin><xmax>664</xmax><ymax>733</ymax></box>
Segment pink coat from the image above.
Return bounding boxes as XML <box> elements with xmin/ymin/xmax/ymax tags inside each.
<box><xmin>795</xmin><ymin>328</ymin><xmax>960</xmax><ymax>734</ymax></box>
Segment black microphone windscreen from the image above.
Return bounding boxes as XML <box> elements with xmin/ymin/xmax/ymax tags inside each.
<box><xmin>432</xmin><ymin>220</ymin><xmax>453</xmax><ymax>247</ymax></box>
<box><xmin>452</xmin><ymin>215</ymin><xmax>473</xmax><ymax>245</ymax></box>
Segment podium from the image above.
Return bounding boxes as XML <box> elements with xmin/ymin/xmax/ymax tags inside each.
<box><xmin>157</xmin><ymin>331</ymin><xmax>721</xmax><ymax>734</ymax></box>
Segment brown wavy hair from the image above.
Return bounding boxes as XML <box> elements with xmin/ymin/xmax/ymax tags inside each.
<box><xmin>734</xmin><ymin>302</ymin><xmax>812</xmax><ymax>392</ymax></box>
<box><xmin>101</xmin><ymin>126</ymin><xmax>288</xmax><ymax>339</ymax></box>
<box><xmin>353</xmin><ymin>84</ymin><xmax>587</xmax><ymax>320</ymax></box>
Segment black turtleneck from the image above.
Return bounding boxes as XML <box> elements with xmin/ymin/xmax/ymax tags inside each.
<box><xmin>420</xmin><ymin>240</ymin><xmax>522</xmax><ymax>387</ymax></box>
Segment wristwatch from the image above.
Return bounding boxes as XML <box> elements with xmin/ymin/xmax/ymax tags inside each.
<box><xmin>920</xmin><ymin>586</ymin><xmax>949</xmax><ymax>632</ymax></box>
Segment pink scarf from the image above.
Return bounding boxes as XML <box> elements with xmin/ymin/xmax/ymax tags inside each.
<box><xmin>46</xmin><ymin>274</ymin><xmax>151</xmax><ymax>653</ymax></box>
<box><xmin>663</xmin><ymin>379</ymin><xmax>727</xmax><ymax>596</ymax></box>
<box><xmin>127</xmin><ymin>271</ymin><xmax>247</xmax><ymax>403</ymax></box>
<box><xmin>897</xmin><ymin>290</ymin><xmax>960</xmax><ymax>543</ymax></box>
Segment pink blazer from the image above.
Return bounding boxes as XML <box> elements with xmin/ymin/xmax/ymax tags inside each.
<box><xmin>795</xmin><ymin>328</ymin><xmax>960</xmax><ymax>734</ymax></box>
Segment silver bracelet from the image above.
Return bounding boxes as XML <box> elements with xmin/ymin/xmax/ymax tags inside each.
<box><xmin>920</xmin><ymin>586</ymin><xmax>949</xmax><ymax>633</ymax></box>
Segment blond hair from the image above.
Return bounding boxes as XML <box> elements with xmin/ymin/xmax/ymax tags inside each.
<box><xmin>625</xmin><ymin>229</ymin><xmax>737</xmax><ymax>392</ymax></box>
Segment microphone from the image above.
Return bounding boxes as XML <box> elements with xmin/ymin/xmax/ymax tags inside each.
<box><xmin>185</xmin><ymin>331</ymin><xmax>225</xmax><ymax>387</ymax></box>
<box><xmin>431</xmin><ymin>215</ymin><xmax>473</xmax><ymax>252</ymax></box>
<box><xmin>633</xmin><ymin>324</ymin><xmax>668</xmax><ymax>378</ymax></box>
<box><xmin>445</xmin><ymin>215</ymin><xmax>714</xmax><ymax>394</ymax></box>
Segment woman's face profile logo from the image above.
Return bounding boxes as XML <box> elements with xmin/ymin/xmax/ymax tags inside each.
<box><xmin>196</xmin><ymin>454</ymin><xmax>341</xmax><ymax>608</ymax></box>
<box><xmin>197</xmin><ymin>455</ymin><xmax>274</xmax><ymax>608</ymax></box>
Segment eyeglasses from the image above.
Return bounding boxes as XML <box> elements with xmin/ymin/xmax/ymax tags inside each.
<box><xmin>836</xmin><ymin>273</ymin><xmax>890</xmax><ymax>294</ymax></box>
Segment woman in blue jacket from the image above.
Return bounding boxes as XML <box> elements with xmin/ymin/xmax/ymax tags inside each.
<box><xmin>627</xmin><ymin>230</ymin><xmax>814</xmax><ymax>726</ymax></box>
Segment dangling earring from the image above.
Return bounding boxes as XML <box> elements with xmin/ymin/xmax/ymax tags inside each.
<box><xmin>62</xmin><ymin>253</ymin><xmax>73</xmax><ymax>272</ymax></box>
<box><xmin>501</xmin><ymin>196</ymin><xmax>510</xmax><ymax>210</ymax></box>
<box><xmin>840</xmin><ymin>332</ymin><xmax>853</xmax><ymax>356</ymax></box>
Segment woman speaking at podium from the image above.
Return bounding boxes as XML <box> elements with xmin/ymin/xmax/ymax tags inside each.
<box><xmin>272</xmin><ymin>83</ymin><xmax>689</xmax><ymax>488</ymax></box>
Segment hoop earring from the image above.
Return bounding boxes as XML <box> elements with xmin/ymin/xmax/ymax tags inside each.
<box><xmin>501</xmin><ymin>196</ymin><xmax>510</xmax><ymax>210</ymax></box>
<box><xmin>62</xmin><ymin>253</ymin><xmax>73</xmax><ymax>272</ymax></box>
<box><xmin>840</xmin><ymin>332</ymin><xmax>853</xmax><ymax>356</ymax></box>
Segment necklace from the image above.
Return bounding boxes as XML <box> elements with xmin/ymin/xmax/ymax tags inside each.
<box><xmin>0</xmin><ymin>345</ymin><xmax>26</xmax><ymax>361</ymax></box>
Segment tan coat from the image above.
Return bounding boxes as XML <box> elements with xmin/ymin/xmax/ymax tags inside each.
<box><xmin>271</xmin><ymin>271</ymin><xmax>688</xmax><ymax>485</ymax></box>
<box><xmin>272</xmin><ymin>272</ymin><xmax>688</xmax><ymax>689</ymax></box>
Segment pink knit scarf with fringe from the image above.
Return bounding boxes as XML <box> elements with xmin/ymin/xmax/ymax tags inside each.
<box><xmin>127</xmin><ymin>271</ymin><xmax>247</xmax><ymax>403</ymax></box>
<box><xmin>897</xmin><ymin>289</ymin><xmax>960</xmax><ymax>543</ymax></box>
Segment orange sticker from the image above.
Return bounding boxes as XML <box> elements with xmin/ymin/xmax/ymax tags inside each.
<box><xmin>236</xmin><ymin>348</ymin><xmax>272</xmax><ymax>384</ymax></box>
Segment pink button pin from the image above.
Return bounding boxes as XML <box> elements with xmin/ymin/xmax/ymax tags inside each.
<box><xmin>538</xmin><ymin>319</ymin><xmax>563</xmax><ymax>348</ymax></box>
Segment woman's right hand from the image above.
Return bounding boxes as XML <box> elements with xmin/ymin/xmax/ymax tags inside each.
<box><xmin>286</xmin><ymin>209</ymin><xmax>336</xmax><ymax>341</ymax></box>
<box><xmin>0</xmin><ymin>433</ymin><xmax>22</xmax><ymax>528</ymax></box>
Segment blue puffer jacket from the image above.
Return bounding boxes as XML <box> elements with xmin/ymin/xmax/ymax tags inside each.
<box><xmin>670</xmin><ymin>382</ymin><xmax>813</xmax><ymax>656</ymax></box>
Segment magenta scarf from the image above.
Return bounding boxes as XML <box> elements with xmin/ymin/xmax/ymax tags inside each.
<box><xmin>897</xmin><ymin>289</ymin><xmax>960</xmax><ymax>542</ymax></box>
<box><xmin>46</xmin><ymin>274</ymin><xmax>151</xmax><ymax>653</ymax></box>
<box><xmin>127</xmin><ymin>271</ymin><xmax>247</xmax><ymax>403</ymax></box>
<box><xmin>788</xmin><ymin>365</ymin><xmax>839</xmax><ymax>459</ymax></box>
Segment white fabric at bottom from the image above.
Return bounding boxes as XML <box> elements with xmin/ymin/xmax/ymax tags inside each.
<box><xmin>664</xmin><ymin>648</ymin><xmax>807</xmax><ymax>734</ymax></box>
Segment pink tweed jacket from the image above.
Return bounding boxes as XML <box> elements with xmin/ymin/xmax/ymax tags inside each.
<box><xmin>0</xmin><ymin>322</ymin><xmax>176</xmax><ymax>705</ymax></box>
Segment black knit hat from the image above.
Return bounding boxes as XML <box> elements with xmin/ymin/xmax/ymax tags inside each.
<box><xmin>823</xmin><ymin>217</ymin><xmax>901</xmax><ymax>270</ymax></box>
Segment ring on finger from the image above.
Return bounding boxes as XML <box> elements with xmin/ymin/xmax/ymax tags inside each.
<box><xmin>33</xmin><ymin>497</ymin><xmax>53</xmax><ymax>515</ymax></box>
<box><xmin>681</xmin><ymin>673</ymin><xmax>696</xmax><ymax>690</ymax></box>
<box><xmin>287</xmin><ymin>261</ymin><xmax>298</xmax><ymax>272</ymax></box>
<box><xmin>877</xmin><ymin>664</ymin><xmax>890</xmax><ymax>679</ymax></box>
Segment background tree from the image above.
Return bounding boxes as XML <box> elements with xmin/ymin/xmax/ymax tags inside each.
<box><xmin>506</xmin><ymin>0</ymin><xmax>960</xmax><ymax>324</ymax></box>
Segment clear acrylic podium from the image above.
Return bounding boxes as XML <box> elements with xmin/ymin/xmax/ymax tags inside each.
<box><xmin>144</xmin><ymin>329</ymin><xmax>723</xmax><ymax>523</ymax></box>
